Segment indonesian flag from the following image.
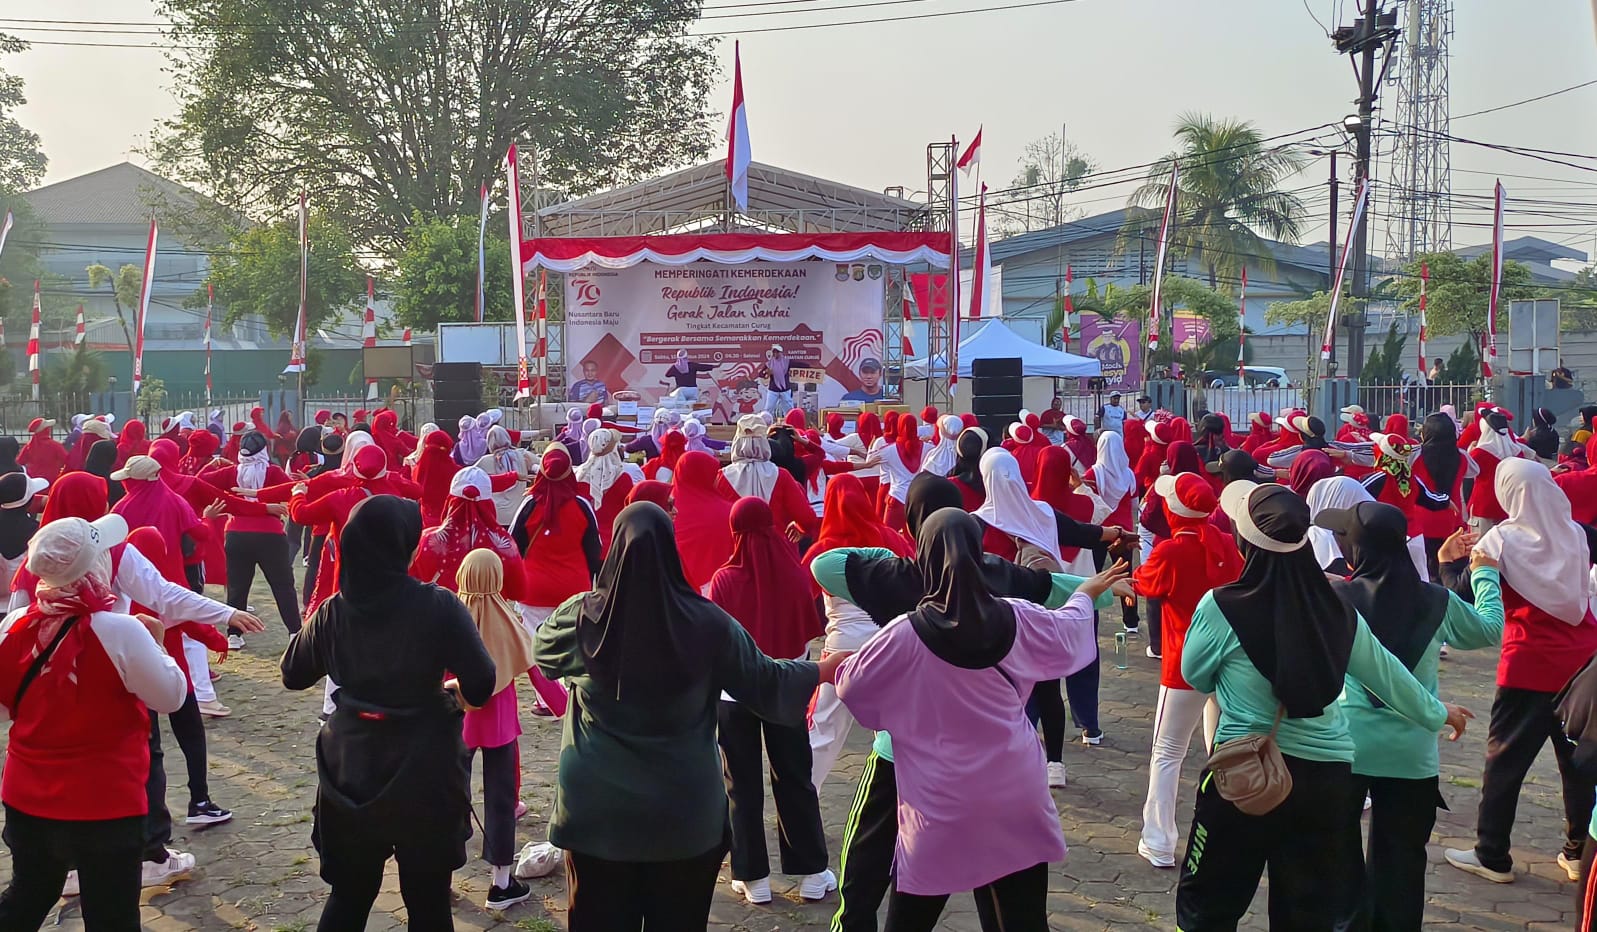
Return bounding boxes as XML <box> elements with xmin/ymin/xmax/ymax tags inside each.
<box><xmin>27</xmin><ymin>280</ymin><xmax>40</xmax><ymax>400</ymax></box>
<box><xmin>1485</xmin><ymin>180</ymin><xmax>1504</xmax><ymax>379</ymax></box>
<box><xmin>133</xmin><ymin>216</ymin><xmax>157</xmax><ymax>395</ymax></box>
<box><xmin>1061</xmin><ymin>264</ymin><xmax>1073</xmax><ymax>345</ymax></box>
<box><xmin>1237</xmin><ymin>268</ymin><xmax>1248</xmax><ymax>381</ymax></box>
<box><xmin>0</xmin><ymin>210</ymin><xmax>12</xmax><ymax>261</ymax></box>
<box><xmin>476</xmin><ymin>182</ymin><xmax>490</xmax><ymax>323</ymax></box>
<box><xmin>1148</xmin><ymin>161</ymin><xmax>1179</xmax><ymax>353</ymax></box>
<box><xmin>726</xmin><ymin>42</ymin><xmax>751</xmax><ymax>215</ymax></box>
<box><xmin>506</xmin><ymin>144</ymin><xmax>531</xmax><ymax>400</ymax></box>
<box><xmin>74</xmin><ymin>304</ymin><xmax>85</xmax><ymax>346</ymax></box>
<box><xmin>1417</xmin><ymin>262</ymin><xmax>1429</xmax><ymax>374</ymax></box>
<box><xmin>204</xmin><ymin>283</ymin><xmax>213</xmax><ymax>402</ymax></box>
<box><xmin>1321</xmin><ymin>179</ymin><xmax>1370</xmax><ymax>368</ymax></box>
<box><xmin>965</xmin><ymin>184</ymin><xmax>991</xmax><ymax>320</ymax></box>
<box><xmin>957</xmin><ymin>127</ymin><xmax>982</xmax><ymax>177</ymax></box>
<box><xmin>403</xmin><ymin>326</ymin><xmax>412</xmax><ymax>347</ymax></box>
<box><xmin>363</xmin><ymin>276</ymin><xmax>378</xmax><ymax>387</ymax></box>
<box><xmin>284</xmin><ymin>193</ymin><xmax>309</xmax><ymax>374</ymax></box>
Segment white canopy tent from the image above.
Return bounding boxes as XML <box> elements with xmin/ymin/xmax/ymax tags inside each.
<box><xmin>904</xmin><ymin>319</ymin><xmax>1102</xmax><ymax>379</ymax></box>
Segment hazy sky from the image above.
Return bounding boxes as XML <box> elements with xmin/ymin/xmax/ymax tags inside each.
<box><xmin>10</xmin><ymin>0</ymin><xmax>1596</xmax><ymax>251</ymax></box>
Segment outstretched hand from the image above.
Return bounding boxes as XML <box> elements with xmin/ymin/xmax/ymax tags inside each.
<box><xmin>1443</xmin><ymin>703</ymin><xmax>1475</xmax><ymax>742</ymax></box>
<box><xmin>1080</xmin><ymin>560</ymin><xmax>1131</xmax><ymax>601</ymax></box>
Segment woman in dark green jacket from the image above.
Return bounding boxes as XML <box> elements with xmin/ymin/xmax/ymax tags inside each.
<box><xmin>534</xmin><ymin>501</ymin><xmax>846</xmax><ymax>932</ymax></box>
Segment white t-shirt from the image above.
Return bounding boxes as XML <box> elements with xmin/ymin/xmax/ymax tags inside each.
<box><xmin>1099</xmin><ymin>403</ymin><xmax>1127</xmax><ymax>434</ymax></box>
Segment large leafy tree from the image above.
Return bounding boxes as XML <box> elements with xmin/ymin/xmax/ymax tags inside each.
<box><xmin>0</xmin><ymin>34</ymin><xmax>47</xmax><ymax>333</ymax></box>
<box><xmin>1123</xmin><ymin>114</ymin><xmax>1305</xmax><ymax>289</ymax></box>
<box><xmin>151</xmin><ymin>0</ymin><xmax>717</xmax><ymax>255</ymax></box>
<box><xmin>391</xmin><ymin>213</ymin><xmax>514</xmax><ymax>330</ymax></box>
<box><xmin>202</xmin><ymin>213</ymin><xmax>365</xmax><ymax>337</ymax></box>
<box><xmin>1391</xmin><ymin>252</ymin><xmax>1535</xmax><ymax>349</ymax></box>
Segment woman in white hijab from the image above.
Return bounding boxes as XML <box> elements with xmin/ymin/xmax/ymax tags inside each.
<box><xmin>1446</xmin><ymin>457</ymin><xmax>1597</xmax><ymax>885</ymax></box>
<box><xmin>474</xmin><ymin>426</ymin><xmax>536</xmax><ymax>528</ymax></box>
<box><xmin>721</xmin><ymin>416</ymin><xmax>779</xmax><ymax>501</ymax></box>
<box><xmin>574</xmin><ymin>428</ymin><xmax>634</xmax><ymax>554</ymax></box>
<box><xmin>1088</xmin><ymin>429</ymin><xmax>1137</xmax><ymax>532</ymax></box>
<box><xmin>918</xmin><ymin>415</ymin><xmax>965</xmax><ymax>478</ymax></box>
<box><xmin>1305</xmin><ymin>476</ymin><xmax>1430</xmax><ymax>580</ymax></box>
<box><xmin>972</xmin><ymin>447</ymin><xmax>1062</xmax><ymax>565</ymax></box>
<box><xmin>404</xmin><ymin>423</ymin><xmax>441</xmax><ymax>470</ymax></box>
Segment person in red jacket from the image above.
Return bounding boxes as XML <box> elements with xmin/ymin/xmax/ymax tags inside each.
<box><xmin>127</xmin><ymin>527</ymin><xmax>234</xmax><ymax>826</ymax></box>
<box><xmin>287</xmin><ymin>443</ymin><xmax>421</xmax><ymax>616</ymax></box>
<box><xmin>1410</xmin><ymin>413</ymin><xmax>1476</xmax><ymax>578</ymax></box>
<box><xmin>717</xmin><ymin>416</ymin><xmax>820</xmax><ymax>543</ymax></box>
<box><xmin>411</xmin><ymin>428</ymin><xmax>460</xmax><ymax>529</ymax></box>
<box><xmin>670</xmin><ymin>450</ymin><xmax>735</xmax><ymax>593</ymax></box>
<box><xmin>574</xmin><ymin>428</ymin><xmax>634</xmax><ymax>556</ymax></box>
<box><xmin>198</xmin><ymin>430</ymin><xmax>301</xmax><ymax>646</ymax></box>
<box><xmin>16</xmin><ymin>418</ymin><xmax>67</xmax><ymax>484</ymax></box>
<box><xmin>1445</xmin><ymin>458</ymin><xmax>1597</xmax><ymax>885</ymax></box>
<box><xmin>270</xmin><ymin>410</ymin><xmax>298</xmax><ymax>466</ymax></box>
<box><xmin>1132</xmin><ymin>473</ymin><xmax>1241</xmax><ymax>868</ymax></box>
<box><xmin>0</xmin><ymin>514</ymin><xmax>188</xmax><ymax>927</ymax></box>
<box><xmin>511</xmin><ymin>445</ymin><xmax>600</xmax><ymax>662</ymax></box>
<box><xmin>1467</xmin><ymin>407</ymin><xmax>1528</xmax><ymax>534</ymax></box>
<box><xmin>1238</xmin><ymin>411</ymin><xmax>1274</xmax><ymax>454</ymax></box>
<box><xmin>369</xmin><ymin>409</ymin><xmax>416</xmax><ymax>472</ymax></box>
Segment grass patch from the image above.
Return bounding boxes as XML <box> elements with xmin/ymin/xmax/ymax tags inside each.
<box><xmin>1447</xmin><ymin>775</ymin><xmax>1481</xmax><ymax>789</ymax></box>
<box><xmin>515</xmin><ymin>920</ymin><xmax>560</xmax><ymax>932</ymax></box>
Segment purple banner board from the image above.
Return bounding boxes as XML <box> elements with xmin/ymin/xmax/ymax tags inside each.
<box><xmin>1077</xmin><ymin>313</ymin><xmax>1142</xmax><ymax>391</ymax></box>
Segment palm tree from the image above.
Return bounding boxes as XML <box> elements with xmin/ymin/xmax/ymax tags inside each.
<box><xmin>1125</xmin><ymin>113</ymin><xmax>1306</xmax><ymax>291</ymax></box>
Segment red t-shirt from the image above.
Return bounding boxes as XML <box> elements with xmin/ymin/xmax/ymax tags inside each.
<box><xmin>1134</xmin><ymin>528</ymin><xmax>1242</xmax><ymax>690</ymax></box>
<box><xmin>1497</xmin><ymin>582</ymin><xmax>1597</xmax><ymax>692</ymax></box>
<box><xmin>1467</xmin><ymin>448</ymin><xmax>1510</xmax><ymax>523</ymax></box>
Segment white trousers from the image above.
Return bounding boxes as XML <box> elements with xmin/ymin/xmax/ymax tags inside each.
<box><xmin>183</xmin><ymin>635</ymin><xmax>215</xmax><ymax>702</ymax></box>
<box><xmin>1139</xmin><ymin>686</ymin><xmax>1221</xmax><ymax>861</ymax></box>
<box><xmin>808</xmin><ymin>625</ymin><xmax>875</xmax><ymax>790</ymax></box>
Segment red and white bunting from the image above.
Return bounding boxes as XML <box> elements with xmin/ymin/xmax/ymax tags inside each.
<box><xmin>1485</xmin><ymin>180</ymin><xmax>1504</xmax><ymax>379</ymax></box>
<box><xmin>204</xmin><ymin>282</ymin><xmax>213</xmax><ymax>403</ymax></box>
<box><xmin>1148</xmin><ymin>161</ymin><xmax>1180</xmax><ymax>353</ymax></box>
<box><xmin>133</xmin><ymin>216</ymin><xmax>157</xmax><ymax>395</ymax></box>
<box><xmin>726</xmin><ymin>42</ymin><xmax>751</xmax><ymax>214</ymax></box>
<box><xmin>1321</xmin><ymin>179</ymin><xmax>1370</xmax><ymax>369</ymax></box>
<box><xmin>1237</xmin><ymin>268</ymin><xmax>1248</xmax><ymax>381</ymax></box>
<box><xmin>1417</xmin><ymin>262</ymin><xmax>1429</xmax><ymax>374</ymax></box>
<box><xmin>1061</xmin><ymin>264</ymin><xmax>1074</xmax><ymax>345</ymax></box>
<box><xmin>27</xmin><ymin>280</ymin><xmax>40</xmax><ymax>401</ymax></box>
<box><xmin>363</xmin><ymin>276</ymin><xmax>378</xmax><ymax>387</ymax></box>
<box><xmin>506</xmin><ymin>144</ymin><xmax>531</xmax><ymax>400</ymax></box>
<box><xmin>285</xmin><ymin>194</ymin><xmax>309</xmax><ymax>374</ymax></box>
<box><xmin>74</xmin><ymin>304</ymin><xmax>85</xmax><ymax>346</ymax></box>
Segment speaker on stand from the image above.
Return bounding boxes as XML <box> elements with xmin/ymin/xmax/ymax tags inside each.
<box><xmin>970</xmin><ymin>357</ymin><xmax>1023</xmax><ymax>445</ymax></box>
<box><xmin>433</xmin><ymin>362</ymin><xmax>483</xmax><ymax>437</ymax></box>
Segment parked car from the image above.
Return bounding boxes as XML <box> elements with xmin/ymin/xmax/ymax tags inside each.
<box><xmin>1199</xmin><ymin>367</ymin><xmax>1293</xmax><ymax>389</ymax></box>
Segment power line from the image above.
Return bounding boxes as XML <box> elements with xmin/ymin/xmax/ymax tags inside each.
<box><xmin>1453</xmin><ymin>78</ymin><xmax>1597</xmax><ymax>121</ymax></box>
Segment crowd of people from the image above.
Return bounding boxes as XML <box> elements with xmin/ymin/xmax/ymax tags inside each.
<box><xmin>0</xmin><ymin>394</ymin><xmax>1595</xmax><ymax>931</ymax></box>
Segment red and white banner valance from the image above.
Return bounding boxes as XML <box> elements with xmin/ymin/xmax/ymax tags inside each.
<box><xmin>522</xmin><ymin>231</ymin><xmax>951</xmax><ymax>273</ymax></box>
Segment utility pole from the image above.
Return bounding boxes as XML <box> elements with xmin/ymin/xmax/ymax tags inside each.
<box><xmin>1321</xmin><ymin>151</ymin><xmax>1340</xmax><ymax>374</ymax></box>
<box><xmin>1333</xmin><ymin>1</ymin><xmax>1400</xmax><ymax>379</ymax></box>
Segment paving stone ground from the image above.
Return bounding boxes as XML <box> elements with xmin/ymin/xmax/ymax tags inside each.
<box><xmin>2</xmin><ymin>578</ymin><xmax>1586</xmax><ymax>930</ymax></box>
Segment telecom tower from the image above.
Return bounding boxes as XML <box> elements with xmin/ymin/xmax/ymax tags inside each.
<box><xmin>1383</xmin><ymin>0</ymin><xmax>1454</xmax><ymax>262</ymax></box>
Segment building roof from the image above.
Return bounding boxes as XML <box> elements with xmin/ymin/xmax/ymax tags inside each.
<box><xmin>536</xmin><ymin>160</ymin><xmax>925</xmax><ymax>238</ymax></box>
<box><xmin>23</xmin><ymin>162</ymin><xmax>220</xmax><ymax>227</ymax></box>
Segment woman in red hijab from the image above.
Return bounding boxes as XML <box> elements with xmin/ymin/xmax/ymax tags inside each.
<box><xmin>1032</xmin><ymin>445</ymin><xmax>1098</xmax><ymax>572</ymax></box>
<box><xmin>271</xmin><ymin>410</ymin><xmax>298</xmax><ymax>466</ymax></box>
<box><xmin>1006</xmin><ymin>423</ymin><xmax>1042</xmax><ymax>487</ymax></box>
<box><xmin>801</xmin><ymin>474</ymin><xmax>911</xmax><ymax>583</ymax></box>
<box><xmin>17</xmin><ymin>419</ymin><xmax>67</xmax><ymax>484</ymax></box>
<box><xmin>113</xmin><ymin>420</ymin><xmax>148</xmax><ymax>470</ymax></box>
<box><xmin>511</xmin><ymin>445</ymin><xmax>601</xmax><ymax>626</ymax></box>
<box><xmin>1286</xmin><ymin>449</ymin><xmax>1337</xmax><ymax>498</ymax></box>
<box><xmin>1123</xmin><ymin>415</ymin><xmax>1149</xmax><ymax>466</ymax></box>
<box><xmin>38</xmin><ymin>471</ymin><xmax>107</xmax><ymax>525</ymax></box>
<box><xmin>111</xmin><ymin>455</ymin><xmax>207</xmax><ymax>578</ymax></box>
<box><xmin>670</xmin><ymin>450</ymin><xmax>734</xmax><ymax>592</ymax></box>
<box><xmin>179</xmin><ymin>428</ymin><xmax>226</xmax><ymax>476</ymax></box>
<box><xmin>644</xmin><ymin>430</ymin><xmax>687</xmax><ymax>483</ymax></box>
<box><xmin>147</xmin><ymin>439</ymin><xmax>272</xmax><ymax>591</ymax></box>
<box><xmin>627</xmin><ymin>480</ymin><xmax>673</xmax><ymax>510</ymax></box>
<box><xmin>411</xmin><ymin>429</ymin><xmax>459</xmax><ymax>529</ymax></box>
<box><xmin>370</xmin><ymin>409</ymin><xmax>416</xmax><ymax>471</ymax></box>
<box><xmin>248</xmin><ymin>406</ymin><xmax>274</xmax><ymax>440</ymax></box>
<box><xmin>1383</xmin><ymin>412</ymin><xmax>1414</xmax><ymax>443</ymax></box>
<box><xmin>709</xmin><ymin>497</ymin><xmax>830</xmax><ymax>902</ymax></box>
<box><xmin>1135</xmin><ymin>420</ymin><xmax>1171</xmax><ymax>497</ymax></box>
<box><xmin>1239</xmin><ymin>412</ymin><xmax>1274</xmax><ymax>454</ymax></box>
<box><xmin>854</xmin><ymin>411</ymin><xmax>884</xmax><ymax>502</ymax></box>
<box><xmin>873</xmin><ymin>414</ymin><xmax>924</xmax><ymax>533</ymax></box>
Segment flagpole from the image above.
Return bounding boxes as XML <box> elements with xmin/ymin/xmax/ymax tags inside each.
<box><xmin>948</xmin><ymin>133</ymin><xmax>959</xmax><ymax>400</ymax></box>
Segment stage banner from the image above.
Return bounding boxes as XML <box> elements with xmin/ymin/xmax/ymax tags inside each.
<box><xmin>1078</xmin><ymin>312</ymin><xmax>1141</xmax><ymax>391</ymax></box>
<box><xmin>564</xmin><ymin>259</ymin><xmax>888</xmax><ymax>420</ymax></box>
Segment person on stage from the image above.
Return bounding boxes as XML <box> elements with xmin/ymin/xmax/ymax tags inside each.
<box><xmin>758</xmin><ymin>344</ymin><xmax>795</xmax><ymax>419</ymax></box>
<box><xmin>659</xmin><ymin>349</ymin><xmax>717</xmax><ymax>403</ymax></box>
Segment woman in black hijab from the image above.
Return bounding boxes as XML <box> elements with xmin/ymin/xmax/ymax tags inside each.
<box><xmin>84</xmin><ymin>437</ymin><xmax>123</xmax><ymax>505</ymax></box>
<box><xmin>1194</xmin><ymin>413</ymin><xmax>1230</xmax><ymax>473</ymax></box>
<box><xmin>948</xmin><ymin>427</ymin><xmax>987</xmax><ymax>509</ymax></box>
<box><xmin>1413</xmin><ymin>412</ymin><xmax>1472</xmax><ymax>577</ymax></box>
<box><xmin>0</xmin><ymin>471</ymin><xmax>41</xmax><ymax>583</ymax></box>
<box><xmin>1525</xmin><ymin>406</ymin><xmax>1561</xmax><ymax>462</ymax></box>
<box><xmin>1176</xmin><ymin>482</ymin><xmax>1470</xmax><ymax>932</ymax></box>
<box><xmin>533</xmin><ymin>502</ymin><xmax>839</xmax><ymax>932</ymax></box>
<box><xmin>0</xmin><ymin>436</ymin><xmax>21</xmax><ymax>477</ymax></box>
<box><xmin>281</xmin><ymin>495</ymin><xmax>496</xmax><ymax>930</ymax></box>
<box><xmin>1318</xmin><ymin>501</ymin><xmax>1502</xmax><ymax>931</ymax></box>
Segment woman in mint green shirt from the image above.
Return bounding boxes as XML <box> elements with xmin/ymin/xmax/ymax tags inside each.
<box><xmin>1318</xmin><ymin>504</ymin><xmax>1503</xmax><ymax>932</ymax></box>
<box><xmin>1177</xmin><ymin>481</ymin><xmax>1471</xmax><ymax>932</ymax></box>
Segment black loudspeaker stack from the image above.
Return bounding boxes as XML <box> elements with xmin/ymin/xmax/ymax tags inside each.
<box><xmin>434</xmin><ymin>362</ymin><xmax>483</xmax><ymax>436</ymax></box>
<box><xmin>970</xmin><ymin>357</ymin><xmax>1022</xmax><ymax>445</ymax></box>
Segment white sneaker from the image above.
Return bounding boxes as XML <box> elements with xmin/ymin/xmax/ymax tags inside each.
<box><xmin>1122</xmin><ymin>626</ymin><xmax>1139</xmax><ymax>638</ymax></box>
<box><xmin>1560</xmin><ymin>851</ymin><xmax>1583</xmax><ymax>881</ymax></box>
<box><xmin>1145</xmin><ymin>646</ymin><xmax>1162</xmax><ymax>659</ymax></box>
<box><xmin>513</xmin><ymin>842</ymin><xmax>563</xmax><ymax>879</ymax></box>
<box><xmin>1444</xmin><ymin>847</ymin><xmax>1514</xmax><ymax>883</ymax></box>
<box><xmin>1081</xmin><ymin>730</ymin><xmax>1104</xmax><ymax>746</ymax></box>
<box><xmin>61</xmin><ymin>870</ymin><xmax>79</xmax><ymax>897</ymax></box>
<box><xmin>1137</xmin><ymin>840</ymin><xmax>1175</xmax><ymax>869</ymax></box>
<box><xmin>197</xmin><ymin>699</ymin><xmax>231</xmax><ymax>718</ymax></box>
<box><xmin>1046</xmin><ymin>761</ymin><xmax>1068</xmax><ymax>788</ymax></box>
<box><xmin>142</xmin><ymin>849</ymin><xmax>196</xmax><ymax>887</ymax></box>
<box><xmin>731</xmin><ymin>876</ymin><xmax>772</xmax><ymax>905</ymax></box>
<box><xmin>226</xmin><ymin>634</ymin><xmax>245</xmax><ymax>651</ymax></box>
<box><xmin>799</xmin><ymin>869</ymin><xmax>837</xmax><ymax>901</ymax></box>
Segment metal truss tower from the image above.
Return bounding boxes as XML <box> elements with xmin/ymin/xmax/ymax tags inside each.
<box><xmin>923</xmin><ymin>141</ymin><xmax>956</xmax><ymax>411</ymax></box>
<box><xmin>1383</xmin><ymin>0</ymin><xmax>1454</xmax><ymax>262</ymax></box>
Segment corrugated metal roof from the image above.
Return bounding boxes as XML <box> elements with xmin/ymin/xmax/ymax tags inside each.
<box><xmin>23</xmin><ymin>163</ymin><xmax>214</xmax><ymax>227</ymax></box>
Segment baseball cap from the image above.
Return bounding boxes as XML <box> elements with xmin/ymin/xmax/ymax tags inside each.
<box><xmin>26</xmin><ymin>418</ymin><xmax>54</xmax><ymax>433</ymax></box>
<box><xmin>110</xmin><ymin>454</ymin><xmax>161</xmax><ymax>482</ymax></box>
<box><xmin>0</xmin><ymin>472</ymin><xmax>47</xmax><ymax>510</ymax></box>
<box><xmin>1108</xmin><ymin>391</ymin><xmax>1121</xmax><ymax>398</ymax></box>
<box><xmin>1312</xmin><ymin>500</ymin><xmax>1409</xmax><ymax>550</ymax></box>
<box><xmin>859</xmin><ymin>357</ymin><xmax>882</xmax><ymax>372</ymax></box>
<box><xmin>1137</xmin><ymin>395</ymin><xmax>1152</xmax><ymax>403</ymax></box>
<box><xmin>27</xmin><ymin>514</ymin><xmax>129</xmax><ymax>589</ymax></box>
